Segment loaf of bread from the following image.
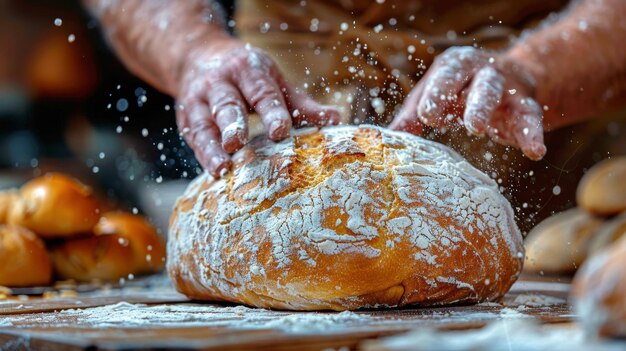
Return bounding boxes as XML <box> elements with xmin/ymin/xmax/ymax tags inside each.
<box><xmin>577</xmin><ymin>157</ymin><xmax>626</xmax><ymax>216</ymax></box>
<box><xmin>168</xmin><ymin>125</ymin><xmax>524</xmax><ymax>310</ymax></box>
<box><xmin>93</xmin><ymin>212</ymin><xmax>165</xmax><ymax>273</ymax></box>
<box><xmin>51</xmin><ymin>212</ymin><xmax>165</xmax><ymax>281</ymax></box>
<box><xmin>50</xmin><ymin>231</ymin><xmax>135</xmax><ymax>281</ymax></box>
<box><xmin>572</xmin><ymin>236</ymin><xmax>626</xmax><ymax>337</ymax></box>
<box><xmin>523</xmin><ymin>208</ymin><xmax>603</xmax><ymax>275</ymax></box>
<box><xmin>0</xmin><ymin>225</ymin><xmax>52</xmax><ymax>287</ymax></box>
<box><xmin>8</xmin><ymin>173</ymin><xmax>101</xmax><ymax>238</ymax></box>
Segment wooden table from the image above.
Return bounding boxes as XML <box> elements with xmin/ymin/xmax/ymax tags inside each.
<box><xmin>0</xmin><ymin>274</ymin><xmax>602</xmax><ymax>350</ymax></box>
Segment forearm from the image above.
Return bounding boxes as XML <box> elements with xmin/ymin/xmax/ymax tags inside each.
<box><xmin>83</xmin><ymin>0</ymin><xmax>230</xmax><ymax>96</ymax></box>
<box><xmin>507</xmin><ymin>0</ymin><xmax>626</xmax><ymax>130</ymax></box>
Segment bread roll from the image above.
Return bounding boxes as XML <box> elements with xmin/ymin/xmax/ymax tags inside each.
<box><xmin>523</xmin><ymin>208</ymin><xmax>603</xmax><ymax>275</ymax></box>
<box><xmin>9</xmin><ymin>173</ymin><xmax>101</xmax><ymax>238</ymax></box>
<box><xmin>0</xmin><ymin>225</ymin><xmax>52</xmax><ymax>287</ymax></box>
<box><xmin>50</xmin><ymin>232</ymin><xmax>136</xmax><ymax>282</ymax></box>
<box><xmin>572</xmin><ymin>237</ymin><xmax>626</xmax><ymax>337</ymax></box>
<box><xmin>168</xmin><ymin>125</ymin><xmax>524</xmax><ymax>310</ymax></box>
<box><xmin>51</xmin><ymin>212</ymin><xmax>165</xmax><ymax>281</ymax></box>
<box><xmin>0</xmin><ymin>190</ymin><xmax>19</xmax><ymax>224</ymax></box>
<box><xmin>577</xmin><ymin>157</ymin><xmax>626</xmax><ymax>216</ymax></box>
<box><xmin>588</xmin><ymin>212</ymin><xmax>626</xmax><ymax>256</ymax></box>
<box><xmin>94</xmin><ymin>212</ymin><xmax>166</xmax><ymax>273</ymax></box>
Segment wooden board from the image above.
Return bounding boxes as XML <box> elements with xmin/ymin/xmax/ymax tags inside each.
<box><xmin>0</xmin><ymin>275</ymin><xmax>589</xmax><ymax>351</ymax></box>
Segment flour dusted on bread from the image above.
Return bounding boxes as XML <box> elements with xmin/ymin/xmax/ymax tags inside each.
<box><xmin>168</xmin><ymin>125</ymin><xmax>523</xmax><ymax>310</ymax></box>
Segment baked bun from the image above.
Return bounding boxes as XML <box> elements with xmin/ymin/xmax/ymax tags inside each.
<box><xmin>572</xmin><ymin>237</ymin><xmax>626</xmax><ymax>337</ymax></box>
<box><xmin>94</xmin><ymin>212</ymin><xmax>165</xmax><ymax>273</ymax></box>
<box><xmin>9</xmin><ymin>173</ymin><xmax>101</xmax><ymax>238</ymax></box>
<box><xmin>0</xmin><ymin>190</ymin><xmax>19</xmax><ymax>224</ymax></box>
<box><xmin>0</xmin><ymin>225</ymin><xmax>52</xmax><ymax>287</ymax></box>
<box><xmin>51</xmin><ymin>232</ymin><xmax>135</xmax><ymax>281</ymax></box>
<box><xmin>51</xmin><ymin>212</ymin><xmax>165</xmax><ymax>281</ymax></box>
<box><xmin>523</xmin><ymin>208</ymin><xmax>602</xmax><ymax>275</ymax></box>
<box><xmin>588</xmin><ymin>212</ymin><xmax>626</xmax><ymax>256</ymax></box>
<box><xmin>9</xmin><ymin>173</ymin><xmax>100</xmax><ymax>238</ymax></box>
<box><xmin>577</xmin><ymin>157</ymin><xmax>626</xmax><ymax>216</ymax></box>
<box><xmin>168</xmin><ymin>125</ymin><xmax>523</xmax><ymax>310</ymax></box>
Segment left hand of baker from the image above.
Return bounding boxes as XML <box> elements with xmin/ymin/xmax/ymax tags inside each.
<box><xmin>390</xmin><ymin>46</ymin><xmax>547</xmax><ymax>160</ymax></box>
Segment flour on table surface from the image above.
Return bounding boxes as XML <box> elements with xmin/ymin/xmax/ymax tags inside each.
<box><xmin>512</xmin><ymin>293</ymin><xmax>565</xmax><ymax>307</ymax></box>
<box><xmin>364</xmin><ymin>318</ymin><xmax>626</xmax><ymax>351</ymax></box>
<box><xmin>2</xmin><ymin>299</ymin><xmax>571</xmax><ymax>335</ymax></box>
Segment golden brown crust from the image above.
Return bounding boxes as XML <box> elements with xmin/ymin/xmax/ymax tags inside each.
<box><xmin>94</xmin><ymin>212</ymin><xmax>166</xmax><ymax>273</ymax></box>
<box><xmin>50</xmin><ymin>211</ymin><xmax>165</xmax><ymax>282</ymax></box>
<box><xmin>523</xmin><ymin>208</ymin><xmax>603</xmax><ymax>275</ymax></box>
<box><xmin>50</xmin><ymin>232</ymin><xmax>135</xmax><ymax>282</ymax></box>
<box><xmin>0</xmin><ymin>190</ymin><xmax>19</xmax><ymax>224</ymax></box>
<box><xmin>8</xmin><ymin>173</ymin><xmax>101</xmax><ymax>238</ymax></box>
<box><xmin>577</xmin><ymin>157</ymin><xmax>626</xmax><ymax>216</ymax></box>
<box><xmin>572</xmin><ymin>237</ymin><xmax>626</xmax><ymax>337</ymax></box>
<box><xmin>168</xmin><ymin>125</ymin><xmax>524</xmax><ymax>310</ymax></box>
<box><xmin>0</xmin><ymin>225</ymin><xmax>52</xmax><ymax>287</ymax></box>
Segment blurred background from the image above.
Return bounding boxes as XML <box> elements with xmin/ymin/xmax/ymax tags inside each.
<box><xmin>1</xmin><ymin>0</ymin><xmax>624</xmax><ymax>234</ymax></box>
<box><xmin>0</xmin><ymin>0</ymin><xmax>229</xmax><ymax>232</ymax></box>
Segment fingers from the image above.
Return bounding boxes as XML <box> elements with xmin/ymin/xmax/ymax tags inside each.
<box><xmin>177</xmin><ymin>102</ymin><xmax>231</xmax><ymax>177</ymax></box>
<box><xmin>236</xmin><ymin>71</ymin><xmax>292</xmax><ymax>141</ymax></box>
<box><xmin>278</xmin><ymin>78</ymin><xmax>341</xmax><ymax>127</ymax></box>
<box><xmin>389</xmin><ymin>83</ymin><xmax>426</xmax><ymax>135</ymax></box>
<box><xmin>206</xmin><ymin>81</ymin><xmax>248</xmax><ymax>153</ymax></box>
<box><xmin>416</xmin><ymin>47</ymin><xmax>479</xmax><ymax>127</ymax></box>
<box><xmin>463</xmin><ymin>66</ymin><xmax>504</xmax><ymax>136</ymax></box>
<box><xmin>508</xmin><ymin>97</ymin><xmax>546</xmax><ymax>160</ymax></box>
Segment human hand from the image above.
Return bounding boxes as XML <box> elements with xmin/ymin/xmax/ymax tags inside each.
<box><xmin>390</xmin><ymin>46</ymin><xmax>546</xmax><ymax>160</ymax></box>
<box><xmin>176</xmin><ymin>39</ymin><xmax>340</xmax><ymax>176</ymax></box>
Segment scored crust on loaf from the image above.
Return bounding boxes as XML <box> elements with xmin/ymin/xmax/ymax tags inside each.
<box><xmin>168</xmin><ymin>125</ymin><xmax>524</xmax><ymax>310</ymax></box>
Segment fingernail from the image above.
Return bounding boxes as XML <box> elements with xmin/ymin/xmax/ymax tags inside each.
<box><xmin>269</xmin><ymin>119</ymin><xmax>290</xmax><ymax>139</ymax></box>
<box><xmin>209</xmin><ymin>155</ymin><xmax>230</xmax><ymax>176</ymax></box>
<box><xmin>532</xmin><ymin>143</ymin><xmax>547</xmax><ymax>158</ymax></box>
<box><xmin>222</xmin><ymin>123</ymin><xmax>248</xmax><ymax>152</ymax></box>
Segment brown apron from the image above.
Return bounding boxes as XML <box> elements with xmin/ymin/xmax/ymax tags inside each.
<box><xmin>235</xmin><ymin>0</ymin><xmax>626</xmax><ymax>232</ymax></box>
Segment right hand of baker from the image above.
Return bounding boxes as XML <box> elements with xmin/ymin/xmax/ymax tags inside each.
<box><xmin>390</xmin><ymin>46</ymin><xmax>547</xmax><ymax>161</ymax></box>
<box><xmin>176</xmin><ymin>38</ymin><xmax>341</xmax><ymax>177</ymax></box>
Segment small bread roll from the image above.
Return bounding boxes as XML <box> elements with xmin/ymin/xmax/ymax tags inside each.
<box><xmin>524</xmin><ymin>208</ymin><xmax>602</xmax><ymax>275</ymax></box>
<box><xmin>50</xmin><ymin>232</ymin><xmax>136</xmax><ymax>281</ymax></box>
<box><xmin>577</xmin><ymin>157</ymin><xmax>626</xmax><ymax>216</ymax></box>
<box><xmin>94</xmin><ymin>212</ymin><xmax>165</xmax><ymax>273</ymax></box>
<box><xmin>0</xmin><ymin>225</ymin><xmax>52</xmax><ymax>287</ymax></box>
<box><xmin>0</xmin><ymin>190</ymin><xmax>19</xmax><ymax>224</ymax></box>
<box><xmin>572</xmin><ymin>237</ymin><xmax>626</xmax><ymax>337</ymax></box>
<box><xmin>51</xmin><ymin>212</ymin><xmax>165</xmax><ymax>281</ymax></box>
<box><xmin>9</xmin><ymin>173</ymin><xmax>101</xmax><ymax>238</ymax></box>
<box><xmin>588</xmin><ymin>212</ymin><xmax>626</xmax><ymax>255</ymax></box>
<box><xmin>168</xmin><ymin>125</ymin><xmax>524</xmax><ymax>310</ymax></box>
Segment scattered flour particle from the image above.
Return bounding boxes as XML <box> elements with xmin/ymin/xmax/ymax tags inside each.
<box><xmin>552</xmin><ymin>185</ymin><xmax>561</xmax><ymax>196</ymax></box>
<box><xmin>54</xmin><ymin>18</ymin><xmax>62</xmax><ymax>26</ymax></box>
